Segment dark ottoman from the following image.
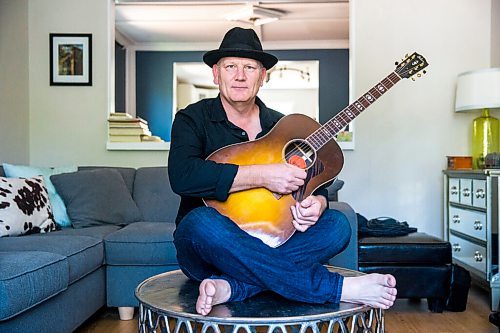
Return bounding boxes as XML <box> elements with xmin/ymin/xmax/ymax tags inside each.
<box><xmin>358</xmin><ymin>232</ymin><xmax>452</xmax><ymax>312</ymax></box>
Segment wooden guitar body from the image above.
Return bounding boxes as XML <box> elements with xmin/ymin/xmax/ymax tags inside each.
<box><xmin>205</xmin><ymin>114</ymin><xmax>344</xmax><ymax>248</ymax></box>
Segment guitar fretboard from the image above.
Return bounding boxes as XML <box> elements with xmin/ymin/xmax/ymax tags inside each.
<box><xmin>307</xmin><ymin>71</ymin><xmax>402</xmax><ymax>150</ymax></box>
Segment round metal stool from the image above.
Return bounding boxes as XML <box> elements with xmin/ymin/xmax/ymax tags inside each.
<box><xmin>135</xmin><ymin>266</ymin><xmax>384</xmax><ymax>333</ymax></box>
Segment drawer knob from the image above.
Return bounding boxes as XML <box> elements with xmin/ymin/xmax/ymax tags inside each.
<box><xmin>462</xmin><ymin>188</ymin><xmax>471</xmax><ymax>197</ymax></box>
<box><xmin>474</xmin><ymin>220</ymin><xmax>483</xmax><ymax>230</ymax></box>
<box><xmin>452</xmin><ymin>243</ymin><xmax>461</xmax><ymax>252</ymax></box>
<box><xmin>450</xmin><ymin>186</ymin><xmax>458</xmax><ymax>195</ymax></box>
<box><xmin>452</xmin><ymin>215</ymin><xmax>460</xmax><ymax>223</ymax></box>
<box><xmin>474</xmin><ymin>251</ymin><xmax>483</xmax><ymax>262</ymax></box>
<box><xmin>475</xmin><ymin>189</ymin><xmax>485</xmax><ymax>199</ymax></box>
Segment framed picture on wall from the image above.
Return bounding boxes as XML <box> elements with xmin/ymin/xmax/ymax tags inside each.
<box><xmin>49</xmin><ymin>33</ymin><xmax>92</xmax><ymax>86</ymax></box>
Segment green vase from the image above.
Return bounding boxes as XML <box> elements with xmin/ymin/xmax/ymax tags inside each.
<box><xmin>472</xmin><ymin>109</ymin><xmax>499</xmax><ymax>169</ymax></box>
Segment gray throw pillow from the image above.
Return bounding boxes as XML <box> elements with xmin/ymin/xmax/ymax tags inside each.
<box><xmin>50</xmin><ymin>169</ymin><xmax>142</xmax><ymax>228</ymax></box>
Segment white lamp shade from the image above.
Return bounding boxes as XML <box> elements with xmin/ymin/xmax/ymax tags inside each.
<box><xmin>455</xmin><ymin>68</ymin><xmax>500</xmax><ymax>112</ymax></box>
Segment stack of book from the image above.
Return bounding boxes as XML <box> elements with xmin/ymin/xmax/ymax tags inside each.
<box><xmin>108</xmin><ymin>113</ymin><xmax>164</xmax><ymax>143</ymax></box>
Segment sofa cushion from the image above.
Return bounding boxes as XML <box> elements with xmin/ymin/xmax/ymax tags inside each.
<box><xmin>104</xmin><ymin>222</ymin><xmax>177</xmax><ymax>265</ymax></box>
<box><xmin>133</xmin><ymin>167</ymin><xmax>180</xmax><ymax>223</ymax></box>
<box><xmin>0</xmin><ymin>176</ymin><xmax>57</xmax><ymax>237</ymax></box>
<box><xmin>2</xmin><ymin>163</ymin><xmax>77</xmax><ymax>228</ymax></box>
<box><xmin>51</xmin><ymin>169</ymin><xmax>142</xmax><ymax>228</ymax></box>
<box><xmin>0</xmin><ymin>235</ymin><xmax>103</xmax><ymax>284</ymax></box>
<box><xmin>78</xmin><ymin>166</ymin><xmax>136</xmax><ymax>194</ymax></box>
<box><xmin>106</xmin><ymin>265</ymin><xmax>177</xmax><ymax>307</ymax></box>
<box><xmin>44</xmin><ymin>225</ymin><xmax>121</xmax><ymax>240</ymax></box>
<box><xmin>0</xmin><ymin>251</ymin><xmax>69</xmax><ymax>320</ymax></box>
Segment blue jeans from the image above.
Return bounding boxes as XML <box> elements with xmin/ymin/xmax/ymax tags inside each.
<box><xmin>174</xmin><ymin>206</ymin><xmax>351</xmax><ymax>304</ymax></box>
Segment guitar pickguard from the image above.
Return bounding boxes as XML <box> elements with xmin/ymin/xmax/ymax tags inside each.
<box><xmin>292</xmin><ymin>159</ymin><xmax>325</xmax><ymax>202</ymax></box>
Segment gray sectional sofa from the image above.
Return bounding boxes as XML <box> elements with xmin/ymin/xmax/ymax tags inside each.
<box><xmin>0</xmin><ymin>165</ymin><xmax>357</xmax><ymax>333</ymax></box>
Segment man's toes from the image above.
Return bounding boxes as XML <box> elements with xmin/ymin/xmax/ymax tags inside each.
<box><xmin>384</xmin><ymin>292</ymin><xmax>396</xmax><ymax>304</ymax></box>
<box><xmin>196</xmin><ymin>296</ymin><xmax>210</xmax><ymax>315</ymax></box>
<box><xmin>197</xmin><ymin>280</ymin><xmax>217</xmax><ymax>315</ymax></box>
<box><xmin>376</xmin><ymin>298</ymin><xmax>394</xmax><ymax>309</ymax></box>
<box><xmin>384</xmin><ymin>286</ymin><xmax>397</xmax><ymax>297</ymax></box>
<box><xmin>386</xmin><ymin>275</ymin><xmax>397</xmax><ymax>287</ymax></box>
<box><xmin>384</xmin><ymin>298</ymin><xmax>395</xmax><ymax>308</ymax></box>
<box><xmin>372</xmin><ymin>301</ymin><xmax>389</xmax><ymax>310</ymax></box>
<box><xmin>203</xmin><ymin>280</ymin><xmax>217</xmax><ymax>297</ymax></box>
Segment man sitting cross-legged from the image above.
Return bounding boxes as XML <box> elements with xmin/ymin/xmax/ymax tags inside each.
<box><xmin>168</xmin><ymin>27</ymin><xmax>397</xmax><ymax>316</ymax></box>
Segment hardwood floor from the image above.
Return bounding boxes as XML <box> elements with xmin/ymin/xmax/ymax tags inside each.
<box><xmin>385</xmin><ymin>284</ymin><xmax>497</xmax><ymax>333</ymax></box>
<box><xmin>76</xmin><ymin>283</ymin><xmax>498</xmax><ymax>333</ymax></box>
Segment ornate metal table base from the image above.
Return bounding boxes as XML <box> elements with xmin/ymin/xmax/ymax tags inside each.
<box><xmin>136</xmin><ymin>267</ymin><xmax>384</xmax><ymax>333</ymax></box>
<box><xmin>138</xmin><ymin>305</ymin><xmax>384</xmax><ymax>333</ymax></box>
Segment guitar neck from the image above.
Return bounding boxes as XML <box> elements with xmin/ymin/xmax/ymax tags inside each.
<box><xmin>307</xmin><ymin>71</ymin><xmax>402</xmax><ymax>150</ymax></box>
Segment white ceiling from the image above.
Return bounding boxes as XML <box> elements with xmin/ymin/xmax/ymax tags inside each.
<box><xmin>114</xmin><ymin>1</ymin><xmax>349</xmax><ymax>47</ymax></box>
<box><xmin>115</xmin><ymin>1</ymin><xmax>348</xmax><ymax>90</ymax></box>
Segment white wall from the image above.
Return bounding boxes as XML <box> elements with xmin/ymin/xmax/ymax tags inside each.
<box><xmin>258</xmin><ymin>89</ymin><xmax>319</xmax><ymax>120</ymax></box>
<box><xmin>0</xmin><ymin>0</ymin><xmax>30</xmax><ymax>164</ymax></box>
<box><xmin>0</xmin><ymin>0</ymin><xmax>170</xmax><ymax>168</ymax></box>
<box><xmin>341</xmin><ymin>0</ymin><xmax>492</xmax><ymax>237</ymax></box>
<box><xmin>493</xmin><ymin>0</ymin><xmax>500</xmax><ymax>67</ymax></box>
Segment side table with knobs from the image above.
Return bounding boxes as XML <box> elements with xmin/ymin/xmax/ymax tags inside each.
<box><xmin>443</xmin><ymin>169</ymin><xmax>499</xmax><ymax>309</ymax></box>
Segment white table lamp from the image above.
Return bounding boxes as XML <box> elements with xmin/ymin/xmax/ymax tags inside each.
<box><xmin>455</xmin><ymin>68</ymin><xmax>500</xmax><ymax>168</ymax></box>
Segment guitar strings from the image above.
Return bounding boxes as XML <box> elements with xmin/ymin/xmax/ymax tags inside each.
<box><xmin>281</xmin><ymin>58</ymin><xmax>421</xmax><ymax>165</ymax></box>
<box><xmin>281</xmin><ymin>73</ymin><xmax>400</xmax><ymax>166</ymax></box>
<box><xmin>282</xmin><ymin>108</ymin><xmax>353</xmax><ymax>161</ymax></box>
<box><xmin>281</xmin><ymin>89</ymin><xmax>371</xmax><ymax>162</ymax></box>
<box><xmin>281</xmin><ymin>101</ymin><xmax>360</xmax><ymax>164</ymax></box>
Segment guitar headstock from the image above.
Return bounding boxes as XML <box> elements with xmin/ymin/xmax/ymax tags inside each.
<box><xmin>395</xmin><ymin>52</ymin><xmax>428</xmax><ymax>80</ymax></box>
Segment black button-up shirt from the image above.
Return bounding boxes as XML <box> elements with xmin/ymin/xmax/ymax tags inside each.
<box><xmin>168</xmin><ymin>95</ymin><xmax>327</xmax><ymax>225</ymax></box>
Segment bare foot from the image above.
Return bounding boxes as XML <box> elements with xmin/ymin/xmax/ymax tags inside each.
<box><xmin>196</xmin><ymin>279</ymin><xmax>231</xmax><ymax>316</ymax></box>
<box><xmin>341</xmin><ymin>273</ymin><xmax>397</xmax><ymax>309</ymax></box>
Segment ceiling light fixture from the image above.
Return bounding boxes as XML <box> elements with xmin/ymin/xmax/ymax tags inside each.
<box><xmin>224</xmin><ymin>3</ymin><xmax>284</xmax><ymax>26</ymax></box>
<box><xmin>265</xmin><ymin>65</ymin><xmax>311</xmax><ymax>83</ymax></box>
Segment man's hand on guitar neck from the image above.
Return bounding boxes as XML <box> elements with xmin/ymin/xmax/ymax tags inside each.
<box><xmin>291</xmin><ymin>195</ymin><xmax>328</xmax><ymax>232</ymax></box>
<box><xmin>231</xmin><ymin>163</ymin><xmax>307</xmax><ymax>194</ymax></box>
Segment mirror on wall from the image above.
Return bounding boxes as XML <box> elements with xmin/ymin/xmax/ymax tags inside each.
<box><xmin>113</xmin><ymin>1</ymin><xmax>352</xmax><ymax>147</ymax></box>
<box><xmin>173</xmin><ymin>60</ymin><xmax>319</xmax><ymax>121</ymax></box>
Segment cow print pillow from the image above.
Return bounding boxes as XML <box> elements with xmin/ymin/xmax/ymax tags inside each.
<box><xmin>0</xmin><ymin>176</ymin><xmax>57</xmax><ymax>237</ymax></box>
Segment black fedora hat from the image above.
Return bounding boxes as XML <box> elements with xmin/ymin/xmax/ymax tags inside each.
<box><xmin>203</xmin><ymin>27</ymin><xmax>278</xmax><ymax>70</ymax></box>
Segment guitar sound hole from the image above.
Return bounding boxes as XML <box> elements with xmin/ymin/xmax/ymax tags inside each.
<box><xmin>283</xmin><ymin>139</ymin><xmax>316</xmax><ymax>169</ymax></box>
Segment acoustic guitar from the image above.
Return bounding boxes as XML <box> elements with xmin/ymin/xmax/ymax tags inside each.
<box><xmin>205</xmin><ymin>52</ymin><xmax>429</xmax><ymax>248</ymax></box>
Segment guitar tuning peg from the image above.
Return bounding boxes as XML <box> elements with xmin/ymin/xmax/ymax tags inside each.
<box><xmin>423</xmin><ymin>70</ymin><xmax>427</xmax><ymax>75</ymax></box>
<box><xmin>405</xmin><ymin>53</ymin><xmax>409</xmax><ymax>58</ymax></box>
<box><xmin>411</xmin><ymin>77</ymin><xmax>416</xmax><ymax>81</ymax></box>
<box><xmin>417</xmin><ymin>73</ymin><xmax>422</xmax><ymax>78</ymax></box>
<box><xmin>395</xmin><ymin>61</ymin><xmax>399</xmax><ymax>66</ymax></box>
